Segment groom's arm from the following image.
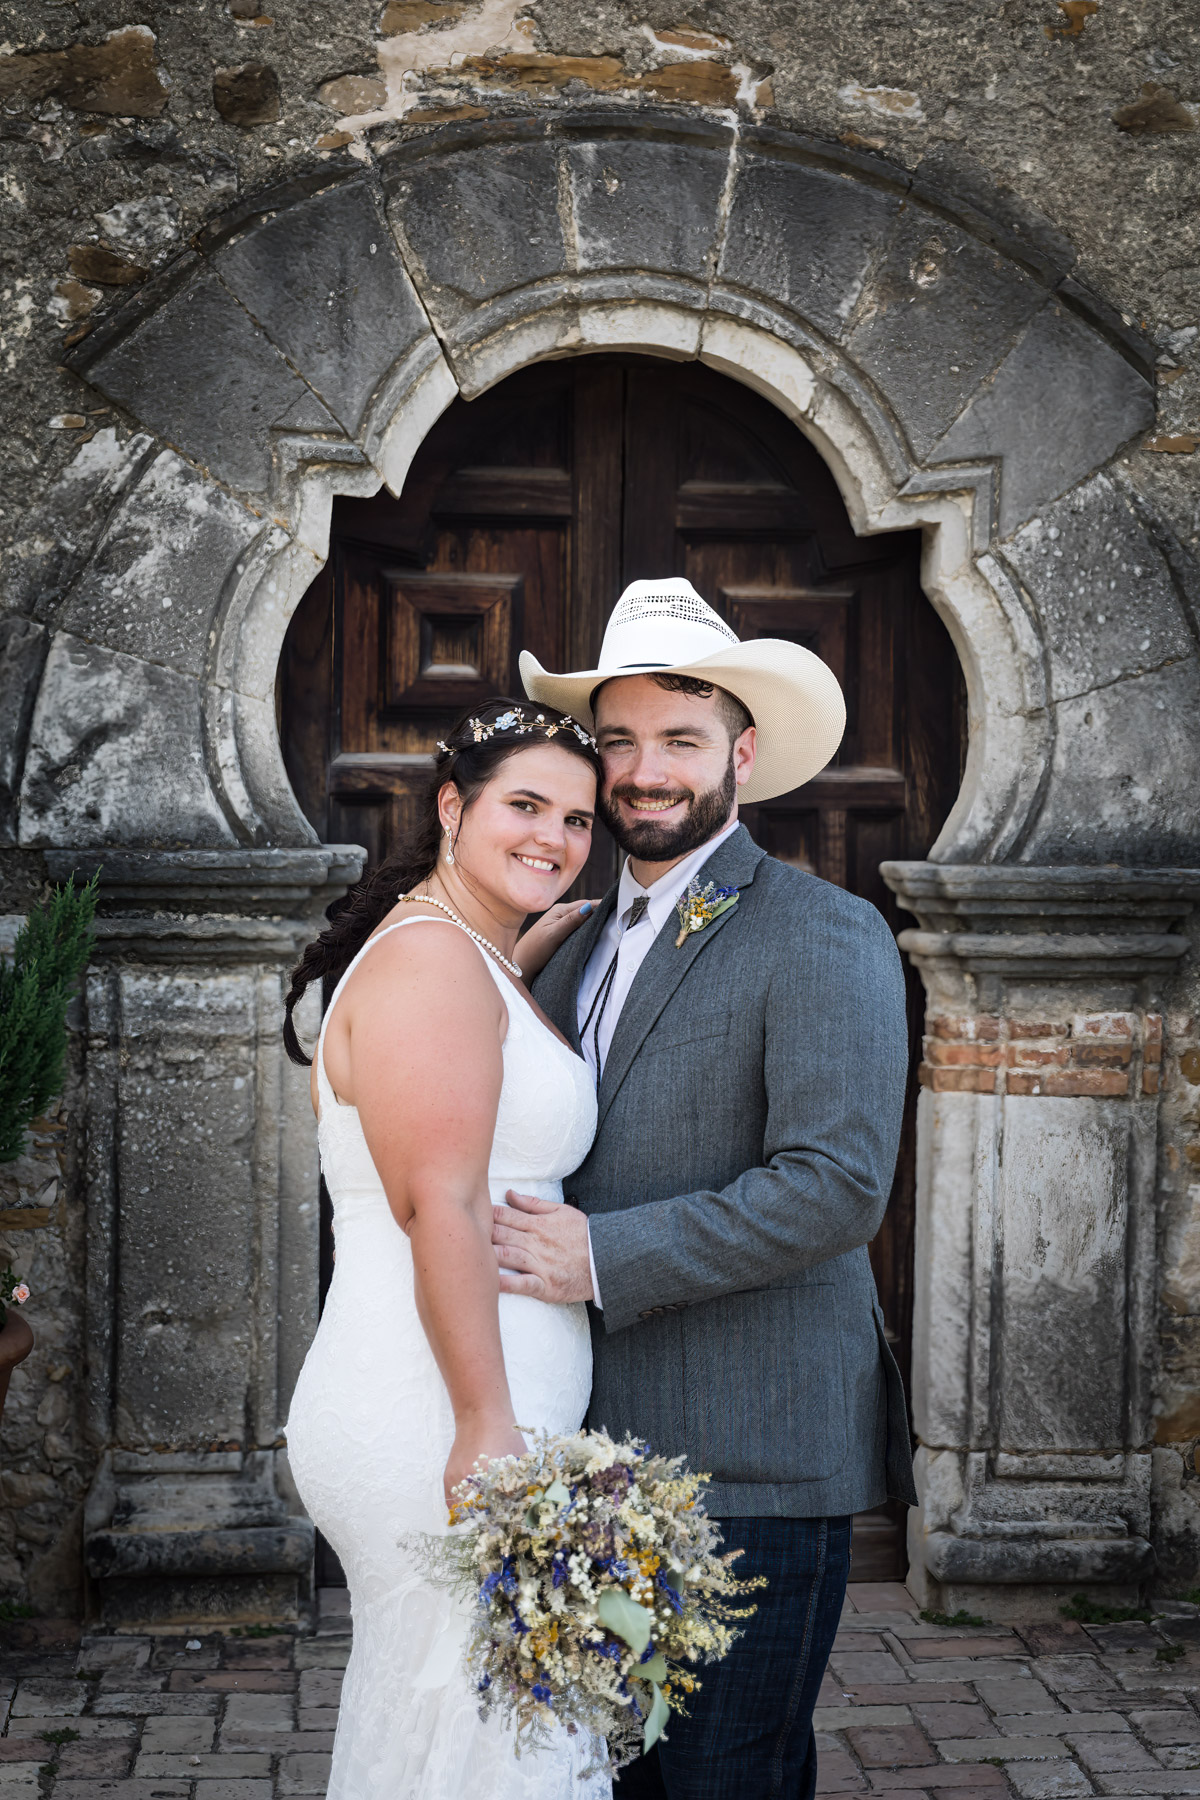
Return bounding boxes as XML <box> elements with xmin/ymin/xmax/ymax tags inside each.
<box><xmin>588</xmin><ymin>896</ymin><xmax>908</xmax><ymax>1335</ymax></box>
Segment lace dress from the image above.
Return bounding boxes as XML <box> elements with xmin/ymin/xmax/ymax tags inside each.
<box><xmin>286</xmin><ymin>917</ymin><xmax>608</xmax><ymax>1800</ymax></box>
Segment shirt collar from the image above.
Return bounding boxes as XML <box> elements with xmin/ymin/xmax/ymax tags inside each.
<box><xmin>615</xmin><ymin>817</ymin><xmax>742</xmax><ymax>934</ymax></box>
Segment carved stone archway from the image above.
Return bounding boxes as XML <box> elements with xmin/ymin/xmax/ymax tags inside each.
<box><xmin>12</xmin><ymin>109</ymin><xmax>1200</xmax><ymax>1620</ymax></box>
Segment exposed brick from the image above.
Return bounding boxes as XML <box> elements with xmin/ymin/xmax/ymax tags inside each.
<box><xmin>1145</xmin><ymin>1014</ymin><xmax>1164</xmax><ymax>1058</ymax></box>
<box><xmin>926</xmin><ymin>1042</ymin><xmax>1004</xmax><ymax>1068</ymax></box>
<box><xmin>1009</xmin><ymin>1021</ymin><xmax>1070</xmax><ymax>1039</ymax></box>
<box><xmin>930</xmin><ymin>1016</ymin><xmax>1001</xmax><ymax>1041</ymax></box>
<box><xmin>1070</xmin><ymin>1041</ymin><xmax>1132</xmax><ymax>1067</ymax></box>
<box><xmin>845</xmin><ymin>1725</ymin><xmax>936</xmax><ymax>1766</ymax></box>
<box><xmin>1006</xmin><ymin>1045</ymin><xmax>1070</xmax><ymax>1068</ymax></box>
<box><xmin>1143</xmin><ymin>1067</ymin><xmax>1160</xmax><ymax>1094</ymax></box>
<box><xmin>921</xmin><ymin>1066</ymin><xmax>997</xmax><ymax>1094</ymax></box>
<box><xmin>1008</xmin><ymin>1070</ymin><xmax>1129</xmax><ymax>1097</ymax></box>
<box><xmin>1073</xmin><ymin>1012</ymin><xmax>1136</xmax><ymax>1037</ymax></box>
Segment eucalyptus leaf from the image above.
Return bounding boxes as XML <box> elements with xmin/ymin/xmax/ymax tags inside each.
<box><xmin>640</xmin><ymin>1651</ymin><xmax>668</xmax><ymax>1683</ymax></box>
<box><xmin>596</xmin><ymin>1586</ymin><xmax>653</xmax><ymax>1656</ymax></box>
<box><xmin>544</xmin><ymin>1478</ymin><xmax>571</xmax><ymax>1507</ymax></box>
<box><xmin>643</xmin><ymin>1681</ymin><xmax>670</xmax><ymax>1752</ymax></box>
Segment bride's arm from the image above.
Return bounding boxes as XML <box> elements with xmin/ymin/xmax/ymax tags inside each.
<box><xmin>514</xmin><ymin>898</ymin><xmax>597</xmax><ymax>983</ymax></box>
<box><xmin>345</xmin><ymin>927</ymin><xmax>528</xmax><ymax>1505</ymax></box>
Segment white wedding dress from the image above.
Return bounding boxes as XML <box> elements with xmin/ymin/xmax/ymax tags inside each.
<box><xmin>286</xmin><ymin>916</ymin><xmax>609</xmax><ymax>1800</ymax></box>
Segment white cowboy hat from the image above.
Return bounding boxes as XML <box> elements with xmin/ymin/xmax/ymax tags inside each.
<box><xmin>519</xmin><ymin>578</ymin><xmax>846</xmax><ymax>804</ymax></box>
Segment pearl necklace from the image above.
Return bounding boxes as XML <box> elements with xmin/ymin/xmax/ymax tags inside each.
<box><xmin>398</xmin><ymin>892</ymin><xmax>523</xmax><ymax>981</ymax></box>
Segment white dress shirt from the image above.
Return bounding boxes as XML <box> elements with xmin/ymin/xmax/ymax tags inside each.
<box><xmin>577</xmin><ymin>818</ymin><xmax>741</xmax><ymax>1307</ymax></box>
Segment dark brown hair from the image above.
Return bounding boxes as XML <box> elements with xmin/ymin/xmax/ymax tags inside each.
<box><xmin>282</xmin><ymin>698</ymin><xmax>601</xmax><ymax>1066</ymax></box>
<box><xmin>591</xmin><ymin>672</ymin><xmax>754</xmax><ymax>743</ymax></box>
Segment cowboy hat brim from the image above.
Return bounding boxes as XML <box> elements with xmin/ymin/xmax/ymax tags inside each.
<box><xmin>519</xmin><ymin>638</ymin><xmax>846</xmax><ymax>805</ymax></box>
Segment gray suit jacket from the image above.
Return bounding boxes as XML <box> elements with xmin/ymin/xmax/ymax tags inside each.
<box><xmin>533</xmin><ymin>825</ymin><xmax>916</xmax><ymax>1518</ymax></box>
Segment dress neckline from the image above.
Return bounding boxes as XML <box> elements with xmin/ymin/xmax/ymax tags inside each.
<box><xmin>316</xmin><ymin>914</ymin><xmax>585</xmax><ymax>1118</ymax></box>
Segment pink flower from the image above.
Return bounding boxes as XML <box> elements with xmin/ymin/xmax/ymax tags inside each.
<box><xmin>10</xmin><ymin>1284</ymin><xmax>29</xmax><ymax>1305</ymax></box>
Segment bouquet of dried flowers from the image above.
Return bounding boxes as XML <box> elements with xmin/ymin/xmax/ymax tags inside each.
<box><xmin>425</xmin><ymin>1427</ymin><xmax>763</xmax><ymax>1773</ymax></box>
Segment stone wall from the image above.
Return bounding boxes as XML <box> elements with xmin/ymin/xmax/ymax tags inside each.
<box><xmin>0</xmin><ymin>0</ymin><xmax>1198</xmax><ymax>1616</ymax></box>
<box><xmin>0</xmin><ymin>1029</ymin><xmax>87</xmax><ymax>1615</ymax></box>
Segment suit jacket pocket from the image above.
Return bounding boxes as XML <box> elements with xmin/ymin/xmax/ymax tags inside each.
<box><xmin>682</xmin><ymin>1283</ymin><xmax>848</xmax><ymax>1485</ymax></box>
<box><xmin>640</xmin><ymin>1021</ymin><xmax>730</xmax><ymax>1055</ymax></box>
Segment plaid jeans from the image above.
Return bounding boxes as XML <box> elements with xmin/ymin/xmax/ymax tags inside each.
<box><xmin>613</xmin><ymin>1514</ymin><xmax>852</xmax><ymax>1800</ymax></box>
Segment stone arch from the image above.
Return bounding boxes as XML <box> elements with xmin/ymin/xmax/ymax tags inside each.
<box><xmin>15</xmin><ymin>107</ymin><xmax>1200</xmax><ymax>1623</ymax></box>
<box><xmin>16</xmin><ymin>108</ymin><xmax>1196</xmax><ymax>874</ymax></box>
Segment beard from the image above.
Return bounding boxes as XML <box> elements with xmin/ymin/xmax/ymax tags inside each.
<box><xmin>598</xmin><ymin>754</ymin><xmax>737</xmax><ymax>862</ymax></box>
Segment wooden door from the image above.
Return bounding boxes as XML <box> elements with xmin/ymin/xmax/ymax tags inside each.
<box><xmin>280</xmin><ymin>356</ymin><xmax>965</xmax><ymax>1580</ymax></box>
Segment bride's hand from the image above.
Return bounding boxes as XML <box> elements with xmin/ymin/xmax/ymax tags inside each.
<box><xmin>444</xmin><ymin>1412</ymin><xmax>528</xmax><ymax>1511</ymax></box>
<box><xmin>514</xmin><ymin>900</ymin><xmax>600</xmax><ymax>984</ymax></box>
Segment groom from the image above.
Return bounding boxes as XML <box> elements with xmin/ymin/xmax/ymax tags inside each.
<box><xmin>492</xmin><ymin>579</ymin><xmax>914</xmax><ymax>1799</ymax></box>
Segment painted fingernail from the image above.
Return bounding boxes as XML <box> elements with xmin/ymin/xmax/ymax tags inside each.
<box><xmin>579</xmin><ymin>901</ymin><xmax>593</xmax><ymax>916</ymax></box>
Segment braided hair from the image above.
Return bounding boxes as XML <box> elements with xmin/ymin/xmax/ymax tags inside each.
<box><xmin>282</xmin><ymin>697</ymin><xmax>601</xmax><ymax>1065</ymax></box>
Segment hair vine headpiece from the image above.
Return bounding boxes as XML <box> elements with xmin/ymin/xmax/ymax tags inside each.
<box><xmin>436</xmin><ymin>707</ymin><xmax>596</xmax><ymax>755</ymax></box>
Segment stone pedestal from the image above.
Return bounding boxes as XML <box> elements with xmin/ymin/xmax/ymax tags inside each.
<box><xmin>45</xmin><ymin>847</ymin><xmax>362</xmax><ymax>1627</ymax></box>
<box><xmin>882</xmin><ymin>863</ymin><xmax>1200</xmax><ymax>1618</ymax></box>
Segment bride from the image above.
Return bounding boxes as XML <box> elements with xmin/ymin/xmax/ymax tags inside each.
<box><xmin>282</xmin><ymin>698</ymin><xmax>608</xmax><ymax>1800</ymax></box>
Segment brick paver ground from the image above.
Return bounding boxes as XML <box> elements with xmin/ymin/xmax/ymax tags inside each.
<box><xmin>2</xmin><ymin>1584</ymin><xmax>1199</xmax><ymax>1799</ymax></box>
<box><xmin>818</xmin><ymin>1582</ymin><xmax>1200</xmax><ymax>1799</ymax></box>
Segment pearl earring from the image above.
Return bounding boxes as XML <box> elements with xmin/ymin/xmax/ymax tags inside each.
<box><xmin>444</xmin><ymin>823</ymin><xmax>455</xmax><ymax>866</ymax></box>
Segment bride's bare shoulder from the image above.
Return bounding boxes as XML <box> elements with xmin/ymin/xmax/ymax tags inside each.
<box><xmin>347</xmin><ymin>909</ymin><xmax>501</xmax><ymax>1007</ymax></box>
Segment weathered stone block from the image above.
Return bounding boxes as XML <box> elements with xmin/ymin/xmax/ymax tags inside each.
<box><xmin>385</xmin><ymin>136</ymin><xmax>565</xmax><ymax>326</ymax></box>
<box><xmin>1003</xmin><ymin>473</ymin><xmax>1193</xmax><ymax>705</ymax></box>
<box><xmin>932</xmin><ymin>303</ymin><xmax>1155</xmax><ymax>537</ymax></box>
<box><xmin>17</xmin><ymin>634</ymin><xmax>236</xmax><ymax>848</ymax></box>
<box><xmin>7</xmin><ymin>427</ymin><xmax>154</xmax><ymax>617</ymax></box>
<box><xmin>1026</xmin><ymin>658</ymin><xmax>1200</xmax><ymax>866</ymax></box>
<box><xmin>0</xmin><ymin>617</ymin><xmax>46</xmax><ymax>846</ymax></box>
<box><xmin>849</xmin><ymin>208</ymin><xmax>1043</xmax><ymax>459</ymax></box>
<box><xmin>57</xmin><ymin>451</ymin><xmax>259</xmax><ymax>677</ymax></box>
<box><xmin>75</xmin><ymin>265</ymin><xmax>312</xmax><ymax>497</ymax></box>
<box><xmin>213</xmin><ymin>179</ymin><xmax>430</xmax><ymax>437</ymax></box>
<box><xmin>721</xmin><ymin>148</ymin><xmax>901</xmax><ymax>342</ymax></box>
<box><xmin>567</xmin><ymin>128</ymin><xmax>728</xmax><ymax>281</ymax></box>
<box><xmin>111</xmin><ymin>969</ymin><xmax>261</xmax><ymax>1444</ymax></box>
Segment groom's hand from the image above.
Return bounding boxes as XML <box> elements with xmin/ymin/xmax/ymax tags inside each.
<box><xmin>492</xmin><ymin>1191</ymin><xmax>594</xmax><ymax>1303</ymax></box>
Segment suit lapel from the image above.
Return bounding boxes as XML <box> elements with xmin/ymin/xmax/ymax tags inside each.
<box><xmin>596</xmin><ymin>825</ymin><xmax>765</xmax><ymax>1129</ymax></box>
<box><xmin>534</xmin><ymin>888</ymin><xmax>617</xmax><ymax>1051</ymax></box>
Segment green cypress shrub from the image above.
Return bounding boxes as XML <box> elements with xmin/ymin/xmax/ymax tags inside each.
<box><xmin>0</xmin><ymin>876</ymin><xmax>98</xmax><ymax>1164</ymax></box>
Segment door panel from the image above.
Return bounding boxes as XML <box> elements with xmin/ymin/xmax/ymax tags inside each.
<box><xmin>280</xmin><ymin>355</ymin><xmax>965</xmax><ymax>1584</ymax></box>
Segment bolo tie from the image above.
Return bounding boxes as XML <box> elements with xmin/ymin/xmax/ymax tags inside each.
<box><xmin>579</xmin><ymin>894</ymin><xmax>650</xmax><ymax>1080</ymax></box>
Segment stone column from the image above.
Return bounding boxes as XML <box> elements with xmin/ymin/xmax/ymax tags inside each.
<box><xmin>45</xmin><ymin>847</ymin><xmax>362</xmax><ymax>1628</ymax></box>
<box><xmin>882</xmin><ymin>862</ymin><xmax>1200</xmax><ymax>1619</ymax></box>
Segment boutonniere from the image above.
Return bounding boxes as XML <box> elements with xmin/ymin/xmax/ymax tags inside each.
<box><xmin>674</xmin><ymin>878</ymin><xmax>740</xmax><ymax>948</ymax></box>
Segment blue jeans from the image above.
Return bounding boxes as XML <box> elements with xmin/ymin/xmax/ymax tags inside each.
<box><xmin>613</xmin><ymin>1515</ymin><xmax>851</xmax><ymax>1800</ymax></box>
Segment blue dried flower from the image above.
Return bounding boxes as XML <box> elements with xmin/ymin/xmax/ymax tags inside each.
<box><xmin>656</xmin><ymin>1570</ymin><xmax>684</xmax><ymax>1614</ymax></box>
<box><xmin>531</xmin><ymin>1682</ymin><xmax>553</xmax><ymax>1703</ymax></box>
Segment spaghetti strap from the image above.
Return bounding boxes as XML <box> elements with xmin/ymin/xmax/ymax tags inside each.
<box><xmin>315</xmin><ymin>914</ymin><xmax>501</xmax><ymax>1112</ymax></box>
